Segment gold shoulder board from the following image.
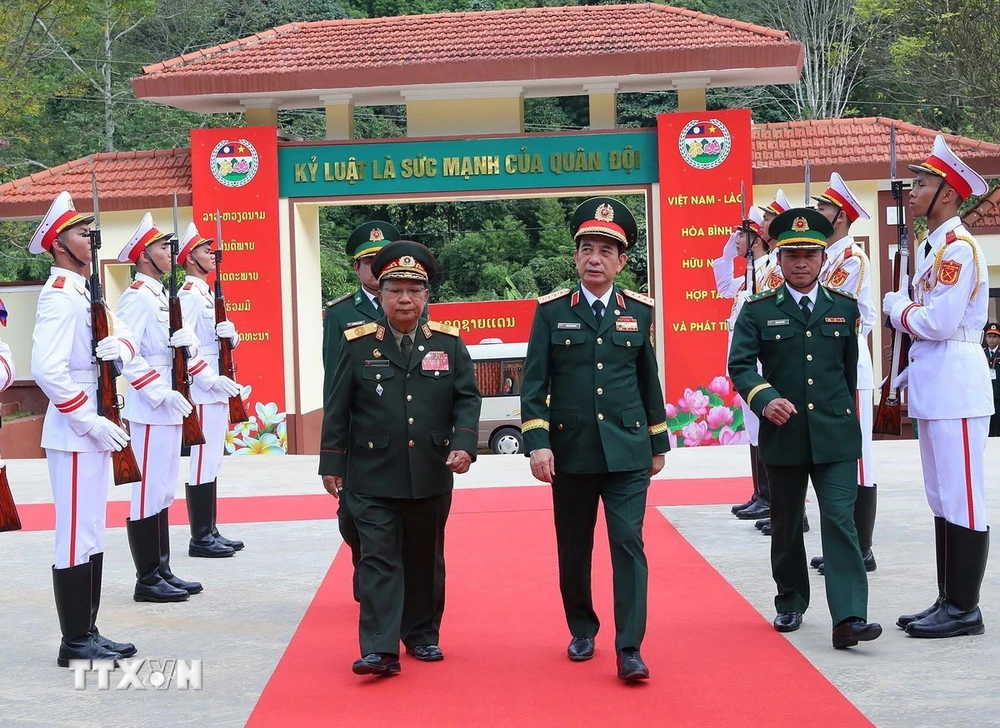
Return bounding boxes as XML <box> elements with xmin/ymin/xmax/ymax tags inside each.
<box><xmin>344</xmin><ymin>322</ymin><xmax>379</xmax><ymax>341</ymax></box>
<box><xmin>427</xmin><ymin>320</ymin><xmax>460</xmax><ymax>337</ymax></box>
<box><xmin>538</xmin><ymin>288</ymin><xmax>571</xmax><ymax>304</ymax></box>
<box><xmin>623</xmin><ymin>289</ymin><xmax>654</xmax><ymax>306</ymax></box>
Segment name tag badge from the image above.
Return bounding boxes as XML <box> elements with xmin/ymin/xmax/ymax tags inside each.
<box><xmin>557</xmin><ymin>322</ymin><xmax>581</xmax><ymax>330</ymax></box>
<box><xmin>616</xmin><ymin>316</ymin><xmax>638</xmax><ymax>332</ymax></box>
<box><xmin>364</xmin><ymin>359</ymin><xmax>390</xmax><ymax>367</ymax></box>
<box><xmin>825</xmin><ymin>317</ymin><xmax>846</xmax><ymax>323</ymax></box>
<box><xmin>992</xmin><ymin>369</ymin><xmax>997</xmax><ymax>381</ymax></box>
<box><xmin>766</xmin><ymin>319</ymin><xmax>789</xmax><ymax>327</ymax></box>
<box><xmin>346</xmin><ymin>320</ymin><xmax>366</xmax><ymax>327</ymax></box>
<box><xmin>422</xmin><ymin>351</ymin><xmax>449</xmax><ymax>371</ymax></box>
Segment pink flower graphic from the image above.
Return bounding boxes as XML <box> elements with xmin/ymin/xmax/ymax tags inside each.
<box><xmin>680</xmin><ymin>420</ymin><xmax>710</xmax><ymax>447</ymax></box>
<box><xmin>708</xmin><ymin>376</ymin><xmax>731</xmax><ymax>397</ymax></box>
<box><xmin>232</xmin><ymin>159</ymin><xmax>251</xmax><ymax>174</ymax></box>
<box><xmin>678</xmin><ymin>388</ymin><xmax>710</xmax><ymax>416</ymax></box>
<box><xmin>707</xmin><ymin>405</ymin><xmax>734</xmax><ymax>430</ymax></box>
<box><xmin>704</xmin><ymin>140</ymin><xmax>722</xmax><ymax>155</ymax></box>
<box><xmin>664</xmin><ymin>402</ymin><xmax>678</xmax><ymax>418</ymax></box>
<box><xmin>718</xmin><ymin>426</ymin><xmax>747</xmax><ymax>446</ymax></box>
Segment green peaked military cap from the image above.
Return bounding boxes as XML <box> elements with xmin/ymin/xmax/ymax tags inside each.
<box><xmin>769</xmin><ymin>207</ymin><xmax>835</xmax><ymax>250</ymax></box>
<box><xmin>346</xmin><ymin>220</ymin><xmax>401</xmax><ymax>260</ymax></box>
<box><xmin>570</xmin><ymin>196</ymin><xmax>638</xmax><ymax>249</ymax></box>
<box><xmin>371</xmin><ymin>240</ymin><xmax>438</xmax><ymax>283</ymax></box>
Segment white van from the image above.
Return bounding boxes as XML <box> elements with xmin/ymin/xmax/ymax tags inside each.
<box><xmin>467</xmin><ymin>339</ymin><xmax>527</xmax><ymax>455</ymax></box>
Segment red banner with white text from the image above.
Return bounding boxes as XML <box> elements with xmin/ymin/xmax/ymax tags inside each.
<box><xmin>657</xmin><ymin>110</ymin><xmax>752</xmax><ymax>448</ymax></box>
<box><xmin>428</xmin><ymin>299</ymin><xmax>536</xmax><ymax>345</ymax></box>
<box><xmin>190</xmin><ymin>126</ymin><xmax>286</xmax><ymax>454</ymax></box>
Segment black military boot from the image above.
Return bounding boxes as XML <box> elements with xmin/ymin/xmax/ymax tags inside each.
<box><xmin>208</xmin><ymin>480</ymin><xmax>244</xmax><ymax>551</ymax></box>
<box><xmin>88</xmin><ymin>553</ymin><xmax>136</xmax><ymax>657</ymax></box>
<box><xmin>817</xmin><ymin>485</ymin><xmax>878</xmax><ymax>575</ymax></box>
<box><xmin>186</xmin><ymin>484</ymin><xmax>235</xmax><ymax>558</ymax></box>
<box><xmin>897</xmin><ymin>517</ymin><xmax>947</xmax><ymax>628</ymax></box>
<box><xmin>732</xmin><ymin>447</ymin><xmax>760</xmax><ymax>515</ymax></box>
<box><xmin>127</xmin><ymin>515</ymin><xmax>190</xmax><ymax>602</ymax></box>
<box><xmin>53</xmin><ymin>562</ymin><xmax>122</xmax><ymax>667</ymax></box>
<box><xmin>158</xmin><ymin>509</ymin><xmax>202</xmax><ymax>594</ymax></box>
<box><xmin>906</xmin><ymin>523</ymin><xmax>989</xmax><ymax>638</ymax></box>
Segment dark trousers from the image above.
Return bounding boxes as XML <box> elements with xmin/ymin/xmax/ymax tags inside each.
<box><xmin>990</xmin><ymin>408</ymin><xmax>1000</xmax><ymax>438</ymax></box>
<box><xmin>750</xmin><ymin>445</ymin><xmax>771</xmax><ymax>502</ymax></box>
<box><xmin>338</xmin><ymin>497</ymin><xmax>361</xmax><ymax>567</ymax></box>
<box><xmin>551</xmin><ymin>469</ymin><xmax>649</xmax><ymax>652</ymax></box>
<box><xmin>347</xmin><ymin>490</ymin><xmax>451</xmax><ymax>656</ymax></box>
<box><xmin>765</xmin><ymin>460</ymin><xmax>868</xmax><ymax>625</ymax></box>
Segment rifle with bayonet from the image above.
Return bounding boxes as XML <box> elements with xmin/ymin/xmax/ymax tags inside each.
<box><xmin>90</xmin><ymin>174</ymin><xmax>143</xmax><ymax>485</ymax></box>
<box><xmin>170</xmin><ymin>195</ymin><xmax>205</xmax><ymax>447</ymax></box>
<box><xmin>873</xmin><ymin>124</ymin><xmax>912</xmax><ymax>436</ymax></box>
<box><xmin>0</xmin><ymin>413</ymin><xmax>20</xmax><ymax>531</ymax></box>
<box><xmin>213</xmin><ymin>212</ymin><xmax>250</xmax><ymax>424</ymax></box>
<box><xmin>739</xmin><ymin>179</ymin><xmax>756</xmax><ymax>294</ymax></box>
<box><xmin>804</xmin><ymin>159</ymin><xmax>811</xmax><ymax>206</ymax></box>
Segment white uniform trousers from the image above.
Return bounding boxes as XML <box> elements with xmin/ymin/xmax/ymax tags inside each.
<box><xmin>128</xmin><ymin>421</ymin><xmax>182</xmax><ymax>521</ymax></box>
<box><xmin>741</xmin><ymin>399</ymin><xmax>760</xmax><ymax>446</ymax></box>
<box><xmin>857</xmin><ymin>389</ymin><xmax>875</xmax><ymax>488</ymax></box>
<box><xmin>917</xmin><ymin>416</ymin><xmax>989</xmax><ymax>531</ymax></box>
<box><xmin>47</xmin><ymin>449</ymin><xmax>110</xmax><ymax>569</ymax></box>
<box><xmin>188</xmin><ymin>402</ymin><xmax>227</xmax><ymax>485</ymax></box>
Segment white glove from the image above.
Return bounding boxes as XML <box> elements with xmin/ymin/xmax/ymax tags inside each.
<box><xmin>88</xmin><ymin>417</ymin><xmax>130</xmax><ymax>452</ymax></box>
<box><xmin>216</xmin><ymin>320</ymin><xmax>239</xmax><ymax>345</ymax></box>
<box><xmin>0</xmin><ymin>456</ymin><xmax>6</xmax><ymax>470</ymax></box>
<box><xmin>162</xmin><ymin>390</ymin><xmax>193</xmax><ymax>419</ymax></box>
<box><xmin>169</xmin><ymin>326</ymin><xmax>198</xmax><ymax>351</ymax></box>
<box><xmin>883</xmin><ymin>289</ymin><xmax>910</xmax><ymax>316</ymax></box>
<box><xmin>212</xmin><ymin>375</ymin><xmax>241</xmax><ymax>398</ymax></box>
<box><xmin>95</xmin><ymin>335</ymin><xmax>123</xmax><ymax>361</ymax></box>
<box><xmin>892</xmin><ymin>369</ymin><xmax>909</xmax><ymax>391</ymax></box>
<box><xmin>722</xmin><ymin>230</ymin><xmax>740</xmax><ymax>260</ymax></box>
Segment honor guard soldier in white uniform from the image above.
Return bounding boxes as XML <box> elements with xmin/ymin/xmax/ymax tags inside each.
<box><xmin>884</xmin><ymin>135</ymin><xmax>992</xmax><ymax>638</ymax></box>
<box><xmin>117</xmin><ymin>214</ymin><xmax>204</xmax><ymax>601</ymax></box>
<box><xmin>811</xmin><ymin>173</ymin><xmax>878</xmax><ymax>574</ymax></box>
<box><xmin>30</xmin><ymin>192</ymin><xmax>139</xmax><ymax>666</ymax></box>
<box><xmin>716</xmin><ymin>208</ymin><xmax>773</xmax><ymax>521</ymax></box>
<box><xmin>178</xmin><ymin>223</ymin><xmax>244</xmax><ymax>557</ymax></box>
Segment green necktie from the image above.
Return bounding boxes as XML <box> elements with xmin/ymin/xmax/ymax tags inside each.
<box><xmin>592</xmin><ymin>299</ymin><xmax>605</xmax><ymax>323</ymax></box>
<box><xmin>401</xmin><ymin>334</ymin><xmax>412</xmax><ymax>365</ymax></box>
<box><xmin>800</xmin><ymin>296</ymin><xmax>812</xmax><ymax>320</ymax></box>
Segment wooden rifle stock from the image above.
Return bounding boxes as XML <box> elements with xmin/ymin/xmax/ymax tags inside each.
<box><xmin>873</xmin><ymin>249</ymin><xmax>910</xmax><ymax>436</ymax></box>
<box><xmin>214</xmin><ymin>285</ymin><xmax>249</xmax><ymax>424</ymax></box>
<box><xmin>170</xmin><ymin>298</ymin><xmax>206</xmax><ymax>447</ymax></box>
<box><xmin>0</xmin><ymin>462</ymin><xmax>20</xmax><ymax>533</ymax></box>
<box><xmin>92</xmin><ymin>301</ymin><xmax>143</xmax><ymax>485</ymax></box>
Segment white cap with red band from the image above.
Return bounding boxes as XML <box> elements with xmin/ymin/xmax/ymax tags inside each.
<box><xmin>29</xmin><ymin>192</ymin><xmax>95</xmax><ymax>255</ymax></box>
<box><xmin>118</xmin><ymin>212</ymin><xmax>170</xmax><ymax>263</ymax></box>
<box><xmin>759</xmin><ymin>189</ymin><xmax>792</xmax><ymax>216</ymax></box>
<box><xmin>908</xmin><ymin>135</ymin><xmax>989</xmax><ymax>200</ymax></box>
<box><xmin>178</xmin><ymin>222</ymin><xmax>215</xmax><ymax>265</ymax></box>
<box><xmin>814</xmin><ymin>172</ymin><xmax>870</xmax><ymax>222</ymax></box>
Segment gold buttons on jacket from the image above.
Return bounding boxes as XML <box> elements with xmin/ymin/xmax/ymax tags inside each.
<box><xmin>597</xmin><ymin>387</ymin><xmax>604</xmax><ymax>395</ymax></box>
<box><xmin>565</xmin><ymin>339</ymin><xmax>572</xmax><ymax>346</ymax></box>
<box><xmin>444</xmin><ymin>439</ymin><xmax>450</xmax><ymax>447</ymax></box>
<box><xmin>557</xmin><ymin>424</ymin><xmax>564</xmax><ymax>430</ymax></box>
<box><xmin>408</xmin><ymin>417</ymin><xmax>414</xmax><ymax>425</ymax></box>
<box><xmin>807</xmin><ymin>403</ymin><xmax>814</xmax><ymax>411</ymax></box>
<box><xmin>775</xmin><ymin>334</ymin><xmax>781</xmax><ymax>340</ymax></box>
<box><xmin>847</xmin><ymin>409</ymin><xmax>852</xmax><ymax>415</ymax></box>
<box><xmin>626</xmin><ymin>341</ymin><xmax>632</xmax><ymax>347</ymax></box>
<box><xmin>368</xmin><ymin>442</ymin><xmax>374</xmax><ymax>449</ymax></box>
<box><xmin>597</xmin><ymin>337</ymin><xmax>603</xmax><ymax>345</ymax></box>
<box><xmin>434</xmin><ymin>371</ymin><xmax>440</xmax><ymax>378</ymax></box>
<box><xmin>806</xmin><ymin>331</ymin><xmax>812</xmax><ymax>338</ymax></box>
<box><xmin>807</xmin><ymin>378</ymin><xmax>814</xmax><ymax>385</ymax></box>
<box><xmin>597</xmin><ymin>413</ymin><xmax>604</xmax><ymax>420</ymax></box>
<box><xmin>375</xmin><ymin>373</ymin><xmax>382</xmax><ymax>380</ymax></box>
<box><xmin>806</xmin><ymin>354</ymin><xmax>813</xmax><ymax>361</ymax></box>
<box><xmin>408</xmin><ymin>440</ymin><xmax>415</xmax><ymax>447</ymax></box>
<box><xmin>407</xmin><ymin>395</ymin><xmax>413</xmax><ymax>402</ymax></box>
<box><xmin>597</xmin><ymin>363</ymin><xmax>604</xmax><ymax>370</ymax></box>
<box><xmin>834</xmin><ymin>331</ymin><xmax>841</xmax><ymax>337</ymax></box>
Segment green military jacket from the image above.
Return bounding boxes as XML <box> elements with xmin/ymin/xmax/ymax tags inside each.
<box><xmin>728</xmin><ymin>283</ymin><xmax>862</xmax><ymax>467</ymax></box>
<box><xmin>319</xmin><ymin>318</ymin><xmax>482</xmax><ymax>499</ymax></box>
<box><xmin>520</xmin><ymin>284</ymin><xmax>669</xmax><ymax>474</ymax></box>
<box><xmin>323</xmin><ymin>289</ymin><xmax>380</xmax><ymax>403</ymax></box>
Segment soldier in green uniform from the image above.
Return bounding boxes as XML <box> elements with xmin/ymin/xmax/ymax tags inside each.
<box><xmin>322</xmin><ymin>221</ymin><xmax>400</xmax><ymax>601</ymax></box>
<box><xmin>728</xmin><ymin>207</ymin><xmax>882</xmax><ymax>649</ymax></box>
<box><xmin>520</xmin><ymin>197</ymin><xmax>669</xmax><ymax>682</ymax></box>
<box><xmin>319</xmin><ymin>241</ymin><xmax>482</xmax><ymax>677</ymax></box>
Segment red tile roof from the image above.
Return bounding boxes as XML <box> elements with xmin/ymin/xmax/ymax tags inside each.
<box><xmin>0</xmin><ymin>149</ymin><xmax>191</xmax><ymax>218</ymax></box>
<box><xmin>752</xmin><ymin>117</ymin><xmax>1000</xmax><ymax>184</ymax></box>
<box><xmin>132</xmin><ymin>4</ymin><xmax>801</xmax><ymax>100</ymax></box>
<box><xmin>3</xmin><ymin>119</ymin><xmax>998</xmax><ymax>224</ymax></box>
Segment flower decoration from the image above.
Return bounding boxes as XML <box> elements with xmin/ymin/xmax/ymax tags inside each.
<box><xmin>233</xmin><ymin>432</ymin><xmax>285</xmax><ymax>455</ymax></box>
<box><xmin>225</xmin><ymin>395</ymin><xmax>287</xmax><ymax>455</ymax></box>
<box><xmin>666</xmin><ymin>375</ymin><xmax>746</xmax><ymax>447</ymax></box>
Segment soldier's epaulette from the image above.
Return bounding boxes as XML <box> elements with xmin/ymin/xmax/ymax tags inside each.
<box><xmin>182</xmin><ymin>281</ymin><xmax>193</xmax><ymax>291</ymax></box>
<box><xmin>623</xmin><ymin>289</ymin><xmax>654</xmax><ymax>307</ymax></box>
<box><xmin>344</xmin><ymin>322</ymin><xmax>379</xmax><ymax>341</ymax></box>
<box><xmin>427</xmin><ymin>320</ymin><xmax>460</xmax><ymax>337</ymax></box>
<box><xmin>828</xmin><ymin>286</ymin><xmax>857</xmax><ymax>300</ymax></box>
<box><xmin>945</xmin><ymin>229</ymin><xmax>976</xmax><ymax>247</ymax></box>
<box><xmin>746</xmin><ymin>288</ymin><xmax>778</xmax><ymax>303</ymax></box>
<box><xmin>325</xmin><ymin>291</ymin><xmax>352</xmax><ymax>308</ymax></box>
<box><xmin>538</xmin><ymin>288</ymin><xmax>571</xmax><ymax>304</ymax></box>
<box><xmin>52</xmin><ymin>276</ymin><xmax>66</xmax><ymax>289</ymax></box>
<box><xmin>130</xmin><ymin>280</ymin><xmax>144</xmax><ymax>290</ymax></box>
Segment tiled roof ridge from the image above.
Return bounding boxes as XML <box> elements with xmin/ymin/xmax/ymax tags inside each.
<box><xmin>755</xmin><ymin>117</ymin><xmax>1000</xmax><ymax>153</ymax></box>
<box><xmin>0</xmin><ymin>148</ymin><xmax>190</xmax><ymax>195</ymax></box>
<box><xmin>140</xmin><ymin>4</ymin><xmax>790</xmax><ymax>77</ymax></box>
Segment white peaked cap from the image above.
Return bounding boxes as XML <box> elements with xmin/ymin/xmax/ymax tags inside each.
<box><xmin>29</xmin><ymin>191</ymin><xmax>94</xmax><ymax>255</ymax></box>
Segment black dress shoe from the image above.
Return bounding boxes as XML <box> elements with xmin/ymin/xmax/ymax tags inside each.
<box><xmin>616</xmin><ymin>648</ymin><xmax>649</xmax><ymax>681</ymax></box>
<box><xmin>803</xmin><ymin>513</ymin><xmax>810</xmax><ymax>533</ymax></box>
<box><xmin>736</xmin><ymin>500</ymin><xmax>770</xmax><ymax>520</ymax></box>
<box><xmin>755</xmin><ymin>518</ymin><xmax>769</xmax><ymax>531</ymax></box>
<box><xmin>810</xmin><ymin>555</ymin><xmax>824</xmax><ymax>569</ymax></box>
<box><xmin>773</xmin><ymin>611</ymin><xmax>802</xmax><ymax>632</ymax></box>
<box><xmin>406</xmin><ymin>644</ymin><xmax>444</xmax><ymax>661</ymax></box>
<box><xmin>897</xmin><ymin>597</ymin><xmax>945</xmax><ymax>629</ymax></box>
<box><xmin>833</xmin><ymin>618</ymin><xmax>882</xmax><ymax>648</ymax></box>
<box><xmin>760</xmin><ymin>520</ymin><xmax>772</xmax><ymax>536</ymax></box>
<box><xmin>567</xmin><ymin>637</ymin><xmax>595</xmax><ymax>661</ymax></box>
<box><xmin>818</xmin><ymin>549</ymin><xmax>877</xmax><ymax>576</ymax></box>
<box><xmin>352</xmin><ymin>653</ymin><xmax>401</xmax><ymax>676</ymax></box>
<box><xmin>905</xmin><ymin>601</ymin><xmax>984</xmax><ymax>638</ymax></box>
<box><xmin>732</xmin><ymin>494</ymin><xmax>757</xmax><ymax>515</ymax></box>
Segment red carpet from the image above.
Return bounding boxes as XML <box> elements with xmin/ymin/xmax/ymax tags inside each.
<box><xmin>247</xmin><ymin>497</ymin><xmax>871</xmax><ymax>727</ymax></box>
<box><xmin>8</xmin><ymin>477</ymin><xmax>753</xmax><ymax>532</ymax></box>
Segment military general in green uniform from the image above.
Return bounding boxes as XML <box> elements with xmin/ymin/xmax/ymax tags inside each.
<box><xmin>520</xmin><ymin>197</ymin><xmax>669</xmax><ymax>682</ymax></box>
<box><xmin>728</xmin><ymin>207</ymin><xmax>881</xmax><ymax>649</ymax></box>
<box><xmin>322</xmin><ymin>221</ymin><xmax>399</xmax><ymax>601</ymax></box>
<box><xmin>320</xmin><ymin>241</ymin><xmax>482</xmax><ymax>677</ymax></box>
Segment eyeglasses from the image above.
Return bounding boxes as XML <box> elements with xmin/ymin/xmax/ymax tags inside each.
<box><xmin>382</xmin><ymin>286</ymin><xmax>427</xmax><ymax>297</ymax></box>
